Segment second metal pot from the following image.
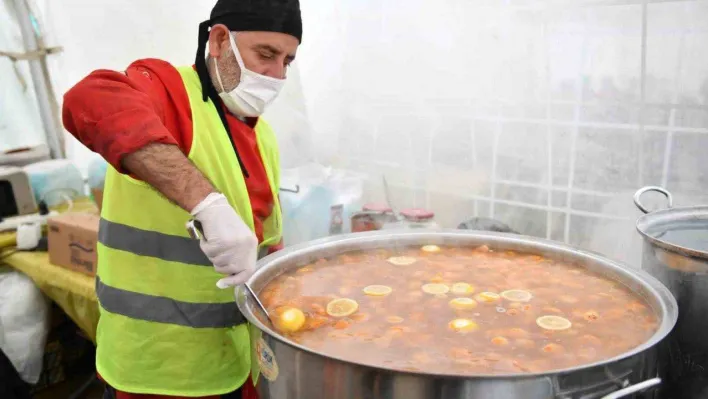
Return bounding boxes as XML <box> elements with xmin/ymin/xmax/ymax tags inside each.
<box><xmin>634</xmin><ymin>186</ymin><xmax>708</xmax><ymax>399</ymax></box>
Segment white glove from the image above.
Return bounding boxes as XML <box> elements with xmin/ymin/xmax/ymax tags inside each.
<box><xmin>190</xmin><ymin>193</ymin><xmax>258</xmax><ymax>289</ymax></box>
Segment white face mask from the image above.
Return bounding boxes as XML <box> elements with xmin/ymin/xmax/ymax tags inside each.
<box><xmin>214</xmin><ymin>33</ymin><xmax>286</xmax><ymax>117</ymax></box>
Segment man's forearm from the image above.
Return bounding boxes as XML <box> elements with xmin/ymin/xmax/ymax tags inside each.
<box><xmin>122</xmin><ymin>143</ymin><xmax>214</xmax><ymax>212</ymax></box>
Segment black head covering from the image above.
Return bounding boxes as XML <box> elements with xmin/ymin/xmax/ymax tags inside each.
<box><xmin>193</xmin><ymin>0</ymin><xmax>302</xmax><ymax>177</ymax></box>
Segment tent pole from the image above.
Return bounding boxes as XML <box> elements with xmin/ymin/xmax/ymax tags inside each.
<box><xmin>11</xmin><ymin>0</ymin><xmax>65</xmax><ymax>159</ymax></box>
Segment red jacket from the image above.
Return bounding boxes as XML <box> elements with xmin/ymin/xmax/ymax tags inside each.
<box><xmin>63</xmin><ymin>58</ymin><xmax>280</xmax><ymax>244</ymax></box>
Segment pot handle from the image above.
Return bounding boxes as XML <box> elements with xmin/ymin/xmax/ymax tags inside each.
<box><xmin>600</xmin><ymin>377</ymin><xmax>661</xmax><ymax>399</ymax></box>
<box><xmin>633</xmin><ymin>186</ymin><xmax>673</xmax><ymax>214</ymax></box>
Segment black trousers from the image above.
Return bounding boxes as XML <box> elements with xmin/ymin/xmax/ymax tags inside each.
<box><xmin>0</xmin><ymin>348</ymin><xmax>31</xmax><ymax>399</ymax></box>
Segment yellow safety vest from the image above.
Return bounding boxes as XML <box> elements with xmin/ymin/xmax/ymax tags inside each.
<box><xmin>95</xmin><ymin>66</ymin><xmax>282</xmax><ymax>396</ymax></box>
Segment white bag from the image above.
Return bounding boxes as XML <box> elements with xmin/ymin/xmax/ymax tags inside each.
<box><xmin>0</xmin><ymin>267</ymin><xmax>50</xmax><ymax>384</ymax></box>
<box><xmin>280</xmin><ymin>163</ymin><xmax>364</xmax><ymax>247</ymax></box>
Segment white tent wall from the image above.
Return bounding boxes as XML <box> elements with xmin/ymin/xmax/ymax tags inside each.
<box><xmin>0</xmin><ymin>0</ymin><xmax>46</xmax><ymax>153</ymax></box>
<box><xmin>26</xmin><ymin>0</ymin><xmax>313</xmax><ymax>172</ymax></box>
<box><xmin>297</xmin><ymin>0</ymin><xmax>708</xmax><ymax>266</ymax></box>
<box><xmin>2</xmin><ymin>0</ymin><xmax>707</xmax><ymax>266</ymax></box>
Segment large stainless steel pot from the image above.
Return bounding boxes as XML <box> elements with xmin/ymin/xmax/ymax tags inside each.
<box><xmin>634</xmin><ymin>186</ymin><xmax>708</xmax><ymax>399</ymax></box>
<box><xmin>238</xmin><ymin>230</ymin><xmax>677</xmax><ymax>399</ymax></box>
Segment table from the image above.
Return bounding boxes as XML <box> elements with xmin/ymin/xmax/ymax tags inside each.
<box><xmin>0</xmin><ymin>198</ymin><xmax>99</xmax><ymax>342</ymax></box>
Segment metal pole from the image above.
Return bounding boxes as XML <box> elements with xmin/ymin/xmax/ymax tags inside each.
<box><xmin>10</xmin><ymin>0</ymin><xmax>65</xmax><ymax>159</ymax></box>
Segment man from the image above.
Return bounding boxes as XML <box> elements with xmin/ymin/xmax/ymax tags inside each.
<box><xmin>62</xmin><ymin>0</ymin><xmax>302</xmax><ymax>398</ymax></box>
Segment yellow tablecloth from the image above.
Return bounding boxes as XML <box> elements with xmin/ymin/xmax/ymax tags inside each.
<box><xmin>0</xmin><ymin>197</ymin><xmax>99</xmax><ymax>342</ymax></box>
<box><xmin>0</xmin><ymin>232</ymin><xmax>16</xmax><ymax>249</ymax></box>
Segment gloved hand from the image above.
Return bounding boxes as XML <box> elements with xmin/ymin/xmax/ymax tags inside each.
<box><xmin>190</xmin><ymin>192</ymin><xmax>258</xmax><ymax>288</ymax></box>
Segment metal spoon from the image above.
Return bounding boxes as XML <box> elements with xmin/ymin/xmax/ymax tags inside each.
<box><xmin>185</xmin><ymin>219</ymin><xmax>271</xmax><ymax>320</ymax></box>
<box><xmin>382</xmin><ymin>175</ymin><xmax>403</xmax><ymax>224</ymax></box>
<box><xmin>382</xmin><ymin>175</ymin><xmax>408</xmax><ymax>255</ymax></box>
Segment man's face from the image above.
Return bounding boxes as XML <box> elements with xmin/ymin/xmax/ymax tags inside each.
<box><xmin>208</xmin><ymin>25</ymin><xmax>299</xmax><ymax>92</ymax></box>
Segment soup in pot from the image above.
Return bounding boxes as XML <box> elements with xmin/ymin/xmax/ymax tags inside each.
<box><xmin>259</xmin><ymin>245</ymin><xmax>659</xmax><ymax>374</ymax></box>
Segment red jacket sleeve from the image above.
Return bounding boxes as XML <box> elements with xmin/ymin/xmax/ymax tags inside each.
<box><xmin>62</xmin><ymin>61</ymin><xmax>182</xmax><ymax>173</ymax></box>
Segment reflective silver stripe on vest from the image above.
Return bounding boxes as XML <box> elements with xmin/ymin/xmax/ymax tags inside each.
<box><xmin>100</xmin><ymin>218</ymin><xmax>271</xmax><ymax>264</ymax></box>
<box><xmin>99</xmin><ymin>218</ymin><xmax>211</xmax><ymax>265</ymax></box>
<box><xmin>258</xmin><ymin>247</ymin><xmax>269</xmax><ymax>260</ymax></box>
<box><xmin>96</xmin><ymin>277</ymin><xmax>244</xmax><ymax>328</ymax></box>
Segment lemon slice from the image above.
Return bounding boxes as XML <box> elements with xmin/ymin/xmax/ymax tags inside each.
<box><xmin>421</xmin><ymin>245</ymin><xmax>441</xmax><ymax>253</ymax></box>
<box><xmin>422</xmin><ymin>283</ymin><xmax>450</xmax><ymax>295</ymax></box>
<box><xmin>475</xmin><ymin>292</ymin><xmax>501</xmax><ymax>303</ymax></box>
<box><xmin>387</xmin><ymin>256</ymin><xmax>417</xmax><ymax>266</ymax></box>
<box><xmin>501</xmin><ymin>290</ymin><xmax>533</xmax><ymax>302</ymax></box>
<box><xmin>363</xmin><ymin>285</ymin><xmax>393</xmax><ymax>297</ymax></box>
<box><xmin>448</xmin><ymin>318</ymin><xmax>479</xmax><ymax>333</ymax></box>
<box><xmin>273</xmin><ymin>307</ymin><xmax>306</xmax><ymax>333</ymax></box>
<box><xmin>451</xmin><ymin>282</ymin><xmax>475</xmax><ymax>295</ymax></box>
<box><xmin>326</xmin><ymin>298</ymin><xmax>359</xmax><ymax>318</ymax></box>
<box><xmin>536</xmin><ymin>315</ymin><xmax>572</xmax><ymax>331</ymax></box>
<box><xmin>449</xmin><ymin>297</ymin><xmax>478</xmax><ymax>310</ymax></box>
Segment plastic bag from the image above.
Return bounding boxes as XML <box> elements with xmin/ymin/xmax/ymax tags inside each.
<box><xmin>87</xmin><ymin>157</ymin><xmax>108</xmax><ymax>190</ymax></box>
<box><xmin>23</xmin><ymin>159</ymin><xmax>85</xmax><ymax>207</ymax></box>
<box><xmin>0</xmin><ymin>267</ymin><xmax>50</xmax><ymax>384</ymax></box>
<box><xmin>280</xmin><ymin>163</ymin><xmax>364</xmax><ymax>247</ymax></box>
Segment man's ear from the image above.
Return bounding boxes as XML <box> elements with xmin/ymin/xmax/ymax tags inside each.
<box><xmin>208</xmin><ymin>24</ymin><xmax>230</xmax><ymax>58</ymax></box>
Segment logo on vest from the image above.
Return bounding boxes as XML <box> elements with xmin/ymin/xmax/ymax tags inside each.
<box><xmin>256</xmin><ymin>337</ymin><xmax>279</xmax><ymax>382</ymax></box>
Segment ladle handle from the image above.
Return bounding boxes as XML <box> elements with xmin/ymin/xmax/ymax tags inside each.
<box><xmin>186</xmin><ymin>219</ymin><xmax>204</xmax><ymax>240</ymax></box>
<box><xmin>600</xmin><ymin>377</ymin><xmax>661</xmax><ymax>399</ymax></box>
<box><xmin>633</xmin><ymin>186</ymin><xmax>673</xmax><ymax>214</ymax></box>
<box><xmin>242</xmin><ymin>283</ymin><xmax>270</xmax><ymax>319</ymax></box>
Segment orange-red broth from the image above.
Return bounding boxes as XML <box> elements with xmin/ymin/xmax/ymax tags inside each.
<box><xmin>259</xmin><ymin>245</ymin><xmax>659</xmax><ymax>375</ymax></box>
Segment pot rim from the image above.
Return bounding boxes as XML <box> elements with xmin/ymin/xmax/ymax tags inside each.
<box><xmin>635</xmin><ymin>205</ymin><xmax>708</xmax><ymax>261</ymax></box>
<box><xmin>238</xmin><ymin>229</ymin><xmax>678</xmax><ymax>380</ymax></box>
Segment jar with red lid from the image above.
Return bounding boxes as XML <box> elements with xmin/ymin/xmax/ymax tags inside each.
<box><xmin>350</xmin><ymin>203</ymin><xmax>397</xmax><ymax>232</ymax></box>
<box><xmin>382</xmin><ymin>208</ymin><xmax>439</xmax><ymax>230</ymax></box>
<box><xmin>362</xmin><ymin>203</ymin><xmax>392</xmax><ymax>213</ymax></box>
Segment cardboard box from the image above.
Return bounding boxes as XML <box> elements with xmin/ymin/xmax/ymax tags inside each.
<box><xmin>48</xmin><ymin>212</ymin><xmax>99</xmax><ymax>276</ymax></box>
<box><xmin>91</xmin><ymin>188</ymin><xmax>104</xmax><ymax>212</ymax></box>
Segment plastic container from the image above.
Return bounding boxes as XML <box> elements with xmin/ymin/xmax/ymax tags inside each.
<box><xmin>23</xmin><ymin>159</ymin><xmax>85</xmax><ymax>207</ymax></box>
<box><xmin>279</xmin><ymin>164</ymin><xmax>364</xmax><ymax>246</ymax></box>
<box><xmin>363</xmin><ymin>203</ymin><xmax>393</xmax><ymax>213</ymax></box>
